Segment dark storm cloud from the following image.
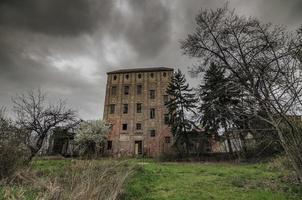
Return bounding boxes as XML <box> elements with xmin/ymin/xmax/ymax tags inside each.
<box><xmin>0</xmin><ymin>0</ymin><xmax>113</xmax><ymax>36</ymax></box>
<box><xmin>121</xmin><ymin>0</ymin><xmax>171</xmax><ymax>58</ymax></box>
<box><xmin>252</xmin><ymin>0</ymin><xmax>302</xmax><ymax>28</ymax></box>
<box><xmin>0</xmin><ymin>0</ymin><xmax>302</xmax><ymax>119</ymax></box>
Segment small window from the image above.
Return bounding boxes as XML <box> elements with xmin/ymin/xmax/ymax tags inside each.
<box><xmin>150</xmin><ymin>73</ymin><xmax>154</xmax><ymax>78</ymax></box>
<box><xmin>138</xmin><ymin>73</ymin><xmax>142</xmax><ymax>79</ymax></box>
<box><xmin>150</xmin><ymin>130</ymin><xmax>156</xmax><ymax>137</ymax></box>
<box><xmin>165</xmin><ymin>137</ymin><xmax>171</xmax><ymax>144</ymax></box>
<box><xmin>109</xmin><ymin>104</ymin><xmax>115</xmax><ymax>114</ymax></box>
<box><xmin>137</xmin><ymin>85</ymin><xmax>142</xmax><ymax>95</ymax></box>
<box><xmin>164</xmin><ymin>114</ymin><xmax>169</xmax><ymax>124</ymax></box>
<box><xmin>163</xmin><ymin>72</ymin><xmax>167</xmax><ymax>77</ymax></box>
<box><xmin>122</xmin><ymin>123</ymin><xmax>128</xmax><ymax>130</ymax></box>
<box><xmin>163</xmin><ymin>95</ymin><xmax>169</xmax><ymax>104</ymax></box>
<box><xmin>137</xmin><ymin>103</ymin><xmax>142</xmax><ymax>113</ymax></box>
<box><xmin>113</xmin><ymin>75</ymin><xmax>117</xmax><ymax>80</ymax></box>
<box><xmin>124</xmin><ymin>86</ymin><xmax>129</xmax><ymax>95</ymax></box>
<box><xmin>107</xmin><ymin>140</ymin><xmax>112</xmax><ymax>150</ymax></box>
<box><xmin>125</xmin><ymin>74</ymin><xmax>129</xmax><ymax>79</ymax></box>
<box><xmin>123</xmin><ymin>104</ymin><xmax>128</xmax><ymax>114</ymax></box>
<box><xmin>111</xmin><ymin>86</ymin><xmax>117</xmax><ymax>96</ymax></box>
<box><xmin>136</xmin><ymin>123</ymin><xmax>142</xmax><ymax>130</ymax></box>
<box><xmin>150</xmin><ymin>108</ymin><xmax>155</xmax><ymax>119</ymax></box>
<box><xmin>150</xmin><ymin>90</ymin><xmax>155</xmax><ymax>99</ymax></box>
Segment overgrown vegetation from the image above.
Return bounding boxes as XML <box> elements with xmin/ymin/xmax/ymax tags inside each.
<box><xmin>0</xmin><ymin>159</ymin><xmax>138</xmax><ymax>200</ymax></box>
<box><xmin>75</xmin><ymin>119</ymin><xmax>111</xmax><ymax>158</ymax></box>
<box><xmin>181</xmin><ymin>4</ymin><xmax>302</xmax><ymax>182</ymax></box>
<box><xmin>0</xmin><ymin>107</ymin><xmax>29</xmax><ymax>180</ymax></box>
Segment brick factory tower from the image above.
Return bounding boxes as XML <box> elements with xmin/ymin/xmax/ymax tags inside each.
<box><xmin>103</xmin><ymin>67</ymin><xmax>174</xmax><ymax>157</ymax></box>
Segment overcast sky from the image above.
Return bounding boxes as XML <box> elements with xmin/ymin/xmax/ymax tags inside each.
<box><xmin>0</xmin><ymin>0</ymin><xmax>302</xmax><ymax>119</ymax></box>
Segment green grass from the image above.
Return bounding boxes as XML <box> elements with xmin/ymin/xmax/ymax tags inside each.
<box><xmin>122</xmin><ymin>161</ymin><xmax>302</xmax><ymax>200</ymax></box>
<box><xmin>1</xmin><ymin>159</ymin><xmax>301</xmax><ymax>200</ymax></box>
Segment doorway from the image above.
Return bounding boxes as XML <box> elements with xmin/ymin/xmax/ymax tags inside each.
<box><xmin>134</xmin><ymin>140</ymin><xmax>143</xmax><ymax>155</ymax></box>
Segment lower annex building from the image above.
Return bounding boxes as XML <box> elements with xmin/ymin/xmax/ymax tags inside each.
<box><xmin>103</xmin><ymin>67</ymin><xmax>174</xmax><ymax>157</ymax></box>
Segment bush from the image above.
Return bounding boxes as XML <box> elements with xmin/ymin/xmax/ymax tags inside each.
<box><xmin>0</xmin><ymin>115</ymin><xmax>30</xmax><ymax>180</ymax></box>
<box><xmin>74</xmin><ymin>119</ymin><xmax>110</xmax><ymax>158</ymax></box>
<box><xmin>0</xmin><ymin>135</ymin><xmax>29</xmax><ymax>180</ymax></box>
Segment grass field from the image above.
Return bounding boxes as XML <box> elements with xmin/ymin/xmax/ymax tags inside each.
<box><xmin>0</xmin><ymin>158</ymin><xmax>301</xmax><ymax>200</ymax></box>
<box><xmin>122</xmin><ymin>161</ymin><xmax>302</xmax><ymax>200</ymax></box>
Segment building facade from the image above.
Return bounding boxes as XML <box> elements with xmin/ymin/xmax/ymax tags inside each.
<box><xmin>103</xmin><ymin>67</ymin><xmax>174</xmax><ymax>157</ymax></box>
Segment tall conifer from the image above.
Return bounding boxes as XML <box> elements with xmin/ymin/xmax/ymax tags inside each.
<box><xmin>166</xmin><ymin>69</ymin><xmax>197</xmax><ymax>154</ymax></box>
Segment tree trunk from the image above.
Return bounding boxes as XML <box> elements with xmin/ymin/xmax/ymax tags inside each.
<box><xmin>225</xmin><ymin>132</ymin><xmax>233</xmax><ymax>155</ymax></box>
<box><xmin>28</xmin><ymin>134</ymin><xmax>46</xmax><ymax>161</ymax></box>
<box><xmin>238</xmin><ymin>132</ymin><xmax>248</xmax><ymax>159</ymax></box>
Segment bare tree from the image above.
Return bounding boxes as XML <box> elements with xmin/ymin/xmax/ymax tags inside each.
<box><xmin>12</xmin><ymin>90</ymin><xmax>77</xmax><ymax>160</ymax></box>
<box><xmin>181</xmin><ymin>4</ymin><xmax>302</xmax><ymax>182</ymax></box>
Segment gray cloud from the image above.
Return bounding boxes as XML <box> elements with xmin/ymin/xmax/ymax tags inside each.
<box><xmin>0</xmin><ymin>0</ymin><xmax>113</xmax><ymax>36</ymax></box>
<box><xmin>0</xmin><ymin>0</ymin><xmax>301</xmax><ymax>119</ymax></box>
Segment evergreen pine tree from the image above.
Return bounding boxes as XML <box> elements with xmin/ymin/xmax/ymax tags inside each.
<box><xmin>199</xmin><ymin>63</ymin><xmax>240</xmax><ymax>154</ymax></box>
<box><xmin>166</xmin><ymin>69</ymin><xmax>198</xmax><ymax>154</ymax></box>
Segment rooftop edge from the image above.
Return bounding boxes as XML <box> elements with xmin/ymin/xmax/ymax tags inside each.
<box><xmin>107</xmin><ymin>67</ymin><xmax>174</xmax><ymax>74</ymax></box>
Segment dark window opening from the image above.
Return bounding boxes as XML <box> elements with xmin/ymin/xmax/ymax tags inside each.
<box><xmin>150</xmin><ymin>129</ymin><xmax>156</xmax><ymax>137</ymax></box>
<box><xmin>109</xmin><ymin>104</ymin><xmax>115</xmax><ymax>114</ymax></box>
<box><xmin>165</xmin><ymin>137</ymin><xmax>171</xmax><ymax>144</ymax></box>
<box><xmin>125</xmin><ymin>74</ymin><xmax>129</xmax><ymax>79</ymax></box>
<box><xmin>135</xmin><ymin>141</ymin><xmax>143</xmax><ymax>155</ymax></box>
<box><xmin>150</xmin><ymin>73</ymin><xmax>154</xmax><ymax>78</ymax></box>
<box><xmin>150</xmin><ymin>108</ymin><xmax>155</xmax><ymax>119</ymax></box>
<box><xmin>137</xmin><ymin>85</ymin><xmax>142</xmax><ymax>95</ymax></box>
<box><xmin>150</xmin><ymin>90</ymin><xmax>155</xmax><ymax>99</ymax></box>
<box><xmin>123</xmin><ymin>104</ymin><xmax>128</xmax><ymax>114</ymax></box>
<box><xmin>107</xmin><ymin>140</ymin><xmax>112</xmax><ymax>150</ymax></box>
<box><xmin>137</xmin><ymin>103</ymin><xmax>142</xmax><ymax>113</ymax></box>
<box><xmin>163</xmin><ymin>72</ymin><xmax>167</xmax><ymax>77</ymax></box>
<box><xmin>111</xmin><ymin>86</ymin><xmax>117</xmax><ymax>96</ymax></box>
<box><xmin>124</xmin><ymin>86</ymin><xmax>129</xmax><ymax>95</ymax></box>
<box><xmin>122</xmin><ymin>124</ymin><xmax>128</xmax><ymax>130</ymax></box>
<box><xmin>163</xmin><ymin>95</ymin><xmax>169</xmax><ymax>104</ymax></box>
<box><xmin>164</xmin><ymin>114</ymin><xmax>169</xmax><ymax>124</ymax></box>
<box><xmin>136</xmin><ymin>123</ymin><xmax>142</xmax><ymax>130</ymax></box>
<box><xmin>113</xmin><ymin>75</ymin><xmax>117</xmax><ymax>80</ymax></box>
<box><xmin>138</xmin><ymin>73</ymin><xmax>142</xmax><ymax>79</ymax></box>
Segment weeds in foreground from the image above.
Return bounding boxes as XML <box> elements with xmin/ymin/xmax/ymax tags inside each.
<box><xmin>1</xmin><ymin>160</ymin><xmax>138</xmax><ymax>200</ymax></box>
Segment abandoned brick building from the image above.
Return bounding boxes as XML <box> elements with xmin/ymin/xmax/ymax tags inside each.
<box><xmin>103</xmin><ymin>67</ymin><xmax>174</xmax><ymax>157</ymax></box>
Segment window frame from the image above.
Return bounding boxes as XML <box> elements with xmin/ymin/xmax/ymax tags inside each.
<box><xmin>163</xmin><ymin>95</ymin><xmax>169</xmax><ymax>104</ymax></box>
<box><xmin>122</xmin><ymin>123</ymin><xmax>128</xmax><ymax>131</ymax></box>
<box><xmin>150</xmin><ymin>108</ymin><xmax>155</xmax><ymax>119</ymax></box>
<box><xmin>109</xmin><ymin>104</ymin><xmax>115</xmax><ymax>114</ymax></box>
<box><xmin>164</xmin><ymin>114</ymin><xmax>169</xmax><ymax>124</ymax></box>
<box><xmin>137</xmin><ymin>85</ymin><xmax>142</xmax><ymax>95</ymax></box>
<box><xmin>107</xmin><ymin>140</ymin><xmax>112</xmax><ymax>150</ymax></box>
<box><xmin>124</xmin><ymin>86</ymin><xmax>130</xmax><ymax>95</ymax></box>
<box><xmin>123</xmin><ymin>104</ymin><xmax>128</xmax><ymax>114</ymax></box>
<box><xmin>149</xmin><ymin>90</ymin><xmax>155</xmax><ymax>99</ymax></box>
<box><xmin>111</xmin><ymin>86</ymin><xmax>117</xmax><ymax>96</ymax></box>
<box><xmin>136</xmin><ymin>123</ymin><xmax>142</xmax><ymax>130</ymax></box>
<box><xmin>165</xmin><ymin>136</ymin><xmax>171</xmax><ymax>144</ymax></box>
<box><xmin>136</xmin><ymin>103</ymin><xmax>142</xmax><ymax>113</ymax></box>
<box><xmin>150</xmin><ymin>129</ymin><xmax>156</xmax><ymax>137</ymax></box>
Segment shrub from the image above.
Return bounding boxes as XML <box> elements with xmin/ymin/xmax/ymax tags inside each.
<box><xmin>0</xmin><ymin>143</ymin><xmax>29</xmax><ymax>180</ymax></box>
<box><xmin>74</xmin><ymin>120</ymin><xmax>110</xmax><ymax>158</ymax></box>
<box><xmin>0</xmin><ymin>113</ymin><xmax>29</xmax><ymax>180</ymax></box>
